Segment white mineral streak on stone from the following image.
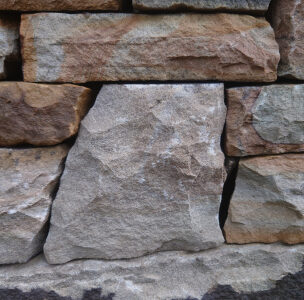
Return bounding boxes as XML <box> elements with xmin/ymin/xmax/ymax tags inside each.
<box><xmin>0</xmin><ymin>244</ymin><xmax>303</xmax><ymax>299</ymax></box>
<box><xmin>0</xmin><ymin>145</ymin><xmax>69</xmax><ymax>264</ymax></box>
<box><xmin>44</xmin><ymin>84</ymin><xmax>226</xmax><ymax>264</ymax></box>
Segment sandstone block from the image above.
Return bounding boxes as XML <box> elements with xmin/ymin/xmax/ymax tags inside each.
<box><xmin>21</xmin><ymin>13</ymin><xmax>279</xmax><ymax>83</ymax></box>
<box><xmin>271</xmin><ymin>0</ymin><xmax>304</xmax><ymax>79</ymax></box>
<box><xmin>133</xmin><ymin>0</ymin><xmax>271</xmax><ymax>13</ymax></box>
<box><xmin>225</xmin><ymin>85</ymin><xmax>304</xmax><ymax>157</ymax></box>
<box><xmin>44</xmin><ymin>84</ymin><xmax>226</xmax><ymax>264</ymax></box>
<box><xmin>0</xmin><ymin>244</ymin><xmax>303</xmax><ymax>299</ymax></box>
<box><xmin>0</xmin><ymin>0</ymin><xmax>122</xmax><ymax>11</ymax></box>
<box><xmin>0</xmin><ymin>82</ymin><xmax>93</xmax><ymax>146</ymax></box>
<box><xmin>0</xmin><ymin>145</ymin><xmax>69</xmax><ymax>264</ymax></box>
<box><xmin>224</xmin><ymin>154</ymin><xmax>304</xmax><ymax>244</ymax></box>
<box><xmin>0</xmin><ymin>15</ymin><xmax>19</xmax><ymax>80</ymax></box>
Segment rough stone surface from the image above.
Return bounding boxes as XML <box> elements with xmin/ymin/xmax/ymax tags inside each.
<box><xmin>224</xmin><ymin>154</ymin><xmax>304</xmax><ymax>244</ymax></box>
<box><xmin>44</xmin><ymin>84</ymin><xmax>226</xmax><ymax>264</ymax></box>
<box><xmin>0</xmin><ymin>0</ymin><xmax>122</xmax><ymax>11</ymax></box>
<box><xmin>21</xmin><ymin>13</ymin><xmax>279</xmax><ymax>83</ymax></box>
<box><xmin>0</xmin><ymin>244</ymin><xmax>304</xmax><ymax>299</ymax></box>
<box><xmin>271</xmin><ymin>0</ymin><xmax>304</xmax><ymax>80</ymax></box>
<box><xmin>225</xmin><ymin>85</ymin><xmax>304</xmax><ymax>157</ymax></box>
<box><xmin>0</xmin><ymin>145</ymin><xmax>69</xmax><ymax>264</ymax></box>
<box><xmin>0</xmin><ymin>15</ymin><xmax>19</xmax><ymax>80</ymax></box>
<box><xmin>133</xmin><ymin>0</ymin><xmax>271</xmax><ymax>13</ymax></box>
<box><xmin>0</xmin><ymin>82</ymin><xmax>93</xmax><ymax>146</ymax></box>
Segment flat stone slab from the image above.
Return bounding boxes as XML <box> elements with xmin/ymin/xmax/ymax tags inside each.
<box><xmin>271</xmin><ymin>0</ymin><xmax>304</xmax><ymax>80</ymax></box>
<box><xmin>44</xmin><ymin>84</ymin><xmax>226</xmax><ymax>264</ymax></box>
<box><xmin>224</xmin><ymin>154</ymin><xmax>304</xmax><ymax>244</ymax></box>
<box><xmin>225</xmin><ymin>85</ymin><xmax>304</xmax><ymax>157</ymax></box>
<box><xmin>0</xmin><ymin>145</ymin><xmax>69</xmax><ymax>264</ymax></box>
<box><xmin>0</xmin><ymin>244</ymin><xmax>303</xmax><ymax>299</ymax></box>
<box><xmin>0</xmin><ymin>82</ymin><xmax>93</xmax><ymax>146</ymax></box>
<box><xmin>133</xmin><ymin>0</ymin><xmax>271</xmax><ymax>13</ymax></box>
<box><xmin>0</xmin><ymin>0</ymin><xmax>122</xmax><ymax>11</ymax></box>
<box><xmin>20</xmin><ymin>13</ymin><xmax>279</xmax><ymax>83</ymax></box>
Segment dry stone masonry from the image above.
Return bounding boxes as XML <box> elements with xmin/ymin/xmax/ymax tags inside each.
<box><xmin>0</xmin><ymin>0</ymin><xmax>303</xmax><ymax>299</ymax></box>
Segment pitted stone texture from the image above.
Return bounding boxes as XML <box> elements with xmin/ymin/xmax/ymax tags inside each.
<box><xmin>224</xmin><ymin>154</ymin><xmax>304</xmax><ymax>245</ymax></box>
<box><xmin>133</xmin><ymin>0</ymin><xmax>271</xmax><ymax>13</ymax></box>
<box><xmin>271</xmin><ymin>0</ymin><xmax>304</xmax><ymax>80</ymax></box>
<box><xmin>0</xmin><ymin>0</ymin><xmax>122</xmax><ymax>11</ymax></box>
<box><xmin>0</xmin><ymin>15</ymin><xmax>19</xmax><ymax>80</ymax></box>
<box><xmin>0</xmin><ymin>145</ymin><xmax>69</xmax><ymax>264</ymax></box>
<box><xmin>44</xmin><ymin>84</ymin><xmax>226</xmax><ymax>264</ymax></box>
<box><xmin>1</xmin><ymin>244</ymin><xmax>304</xmax><ymax>299</ymax></box>
<box><xmin>21</xmin><ymin>13</ymin><xmax>279</xmax><ymax>83</ymax></box>
<box><xmin>0</xmin><ymin>82</ymin><xmax>92</xmax><ymax>146</ymax></box>
<box><xmin>225</xmin><ymin>85</ymin><xmax>304</xmax><ymax>157</ymax></box>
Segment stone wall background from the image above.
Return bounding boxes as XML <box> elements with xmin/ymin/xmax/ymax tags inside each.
<box><xmin>0</xmin><ymin>0</ymin><xmax>303</xmax><ymax>299</ymax></box>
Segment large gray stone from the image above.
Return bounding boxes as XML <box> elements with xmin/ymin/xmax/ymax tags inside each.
<box><xmin>0</xmin><ymin>145</ymin><xmax>69</xmax><ymax>264</ymax></box>
<box><xmin>0</xmin><ymin>244</ymin><xmax>304</xmax><ymax>299</ymax></box>
<box><xmin>44</xmin><ymin>84</ymin><xmax>226</xmax><ymax>264</ymax></box>
<box><xmin>133</xmin><ymin>0</ymin><xmax>271</xmax><ymax>13</ymax></box>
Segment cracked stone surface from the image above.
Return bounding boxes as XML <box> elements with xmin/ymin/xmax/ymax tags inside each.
<box><xmin>133</xmin><ymin>0</ymin><xmax>271</xmax><ymax>13</ymax></box>
<box><xmin>44</xmin><ymin>84</ymin><xmax>226</xmax><ymax>264</ymax></box>
<box><xmin>0</xmin><ymin>15</ymin><xmax>19</xmax><ymax>80</ymax></box>
<box><xmin>0</xmin><ymin>244</ymin><xmax>304</xmax><ymax>299</ymax></box>
<box><xmin>271</xmin><ymin>0</ymin><xmax>304</xmax><ymax>80</ymax></box>
<box><xmin>225</xmin><ymin>85</ymin><xmax>304</xmax><ymax>157</ymax></box>
<box><xmin>0</xmin><ymin>0</ymin><xmax>122</xmax><ymax>11</ymax></box>
<box><xmin>0</xmin><ymin>145</ymin><xmax>69</xmax><ymax>264</ymax></box>
<box><xmin>20</xmin><ymin>13</ymin><xmax>279</xmax><ymax>83</ymax></box>
<box><xmin>224</xmin><ymin>154</ymin><xmax>304</xmax><ymax>244</ymax></box>
<box><xmin>0</xmin><ymin>82</ymin><xmax>93</xmax><ymax>146</ymax></box>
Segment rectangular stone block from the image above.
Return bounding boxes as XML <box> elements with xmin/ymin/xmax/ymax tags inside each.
<box><xmin>44</xmin><ymin>84</ymin><xmax>226</xmax><ymax>264</ymax></box>
<box><xmin>20</xmin><ymin>13</ymin><xmax>279</xmax><ymax>83</ymax></box>
<box><xmin>0</xmin><ymin>0</ymin><xmax>122</xmax><ymax>11</ymax></box>
<box><xmin>225</xmin><ymin>85</ymin><xmax>304</xmax><ymax>157</ymax></box>
<box><xmin>224</xmin><ymin>154</ymin><xmax>304</xmax><ymax>245</ymax></box>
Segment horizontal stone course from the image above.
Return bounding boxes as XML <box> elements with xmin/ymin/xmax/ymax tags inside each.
<box><xmin>20</xmin><ymin>13</ymin><xmax>279</xmax><ymax>83</ymax></box>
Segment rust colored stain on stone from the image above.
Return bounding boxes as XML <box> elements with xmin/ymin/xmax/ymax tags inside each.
<box><xmin>0</xmin><ymin>82</ymin><xmax>93</xmax><ymax>146</ymax></box>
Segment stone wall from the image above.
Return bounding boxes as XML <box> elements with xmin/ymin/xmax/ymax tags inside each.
<box><xmin>0</xmin><ymin>0</ymin><xmax>303</xmax><ymax>299</ymax></box>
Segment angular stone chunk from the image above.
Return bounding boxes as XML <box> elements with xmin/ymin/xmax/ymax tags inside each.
<box><xmin>133</xmin><ymin>0</ymin><xmax>271</xmax><ymax>13</ymax></box>
<box><xmin>0</xmin><ymin>0</ymin><xmax>122</xmax><ymax>11</ymax></box>
<box><xmin>224</xmin><ymin>154</ymin><xmax>304</xmax><ymax>244</ymax></box>
<box><xmin>0</xmin><ymin>15</ymin><xmax>19</xmax><ymax>80</ymax></box>
<box><xmin>0</xmin><ymin>244</ymin><xmax>304</xmax><ymax>299</ymax></box>
<box><xmin>0</xmin><ymin>82</ymin><xmax>93</xmax><ymax>146</ymax></box>
<box><xmin>44</xmin><ymin>84</ymin><xmax>226</xmax><ymax>264</ymax></box>
<box><xmin>271</xmin><ymin>0</ymin><xmax>304</xmax><ymax>79</ymax></box>
<box><xmin>225</xmin><ymin>85</ymin><xmax>304</xmax><ymax>157</ymax></box>
<box><xmin>0</xmin><ymin>145</ymin><xmax>69</xmax><ymax>264</ymax></box>
<box><xmin>20</xmin><ymin>13</ymin><xmax>279</xmax><ymax>83</ymax></box>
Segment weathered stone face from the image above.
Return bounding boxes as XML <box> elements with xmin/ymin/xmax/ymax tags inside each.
<box><xmin>0</xmin><ymin>15</ymin><xmax>19</xmax><ymax>80</ymax></box>
<box><xmin>0</xmin><ymin>244</ymin><xmax>304</xmax><ymax>299</ymax></box>
<box><xmin>20</xmin><ymin>13</ymin><xmax>279</xmax><ymax>83</ymax></box>
<box><xmin>0</xmin><ymin>145</ymin><xmax>69</xmax><ymax>264</ymax></box>
<box><xmin>133</xmin><ymin>0</ymin><xmax>271</xmax><ymax>13</ymax></box>
<box><xmin>0</xmin><ymin>82</ymin><xmax>93</xmax><ymax>146</ymax></box>
<box><xmin>224</xmin><ymin>154</ymin><xmax>304</xmax><ymax>244</ymax></box>
<box><xmin>271</xmin><ymin>0</ymin><xmax>304</xmax><ymax>80</ymax></box>
<box><xmin>0</xmin><ymin>0</ymin><xmax>122</xmax><ymax>11</ymax></box>
<box><xmin>225</xmin><ymin>85</ymin><xmax>304</xmax><ymax>157</ymax></box>
<box><xmin>44</xmin><ymin>84</ymin><xmax>226</xmax><ymax>264</ymax></box>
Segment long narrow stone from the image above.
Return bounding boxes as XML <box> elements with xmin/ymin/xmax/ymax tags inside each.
<box><xmin>44</xmin><ymin>84</ymin><xmax>226</xmax><ymax>264</ymax></box>
<box><xmin>133</xmin><ymin>0</ymin><xmax>271</xmax><ymax>14</ymax></box>
<box><xmin>0</xmin><ymin>145</ymin><xmax>69</xmax><ymax>264</ymax></box>
<box><xmin>20</xmin><ymin>13</ymin><xmax>279</xmax><ymax>83</ymax></box>
<box><xmin>0</xmin><ymin>0</ymin><xmax>122</xmax><ymax>11</ymax></box>
<box><xmin>224</xmin><ymin>154</ymin><xmax>304</xmax><ymax>244</ymax></box>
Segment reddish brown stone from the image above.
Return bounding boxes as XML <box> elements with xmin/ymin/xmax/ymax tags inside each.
<box><xmin>0</xmin><ymin>82</ymin><xmax>93</xmax><ymax>146</ymax></box>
